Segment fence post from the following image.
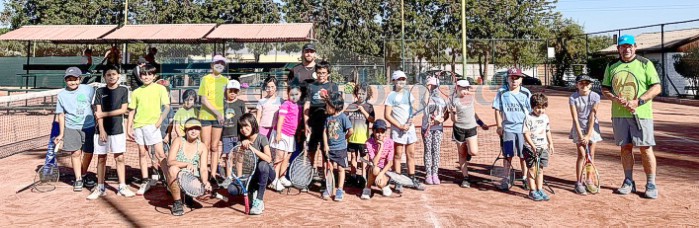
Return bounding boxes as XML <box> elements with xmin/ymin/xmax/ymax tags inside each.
<box><xmin>661</xmin><ymin>24</ymin><xmax>667</xmax><ymax>97</ymax></box>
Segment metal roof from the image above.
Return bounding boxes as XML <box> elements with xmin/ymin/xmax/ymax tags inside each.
<box><xmin>0</xmin><ymin>25</ymin><xmax>117</xmax><ymax>42</ymax></box>
<box><xmin>206</xmin><ymin>23</ymin><xmax>314</xmax><ymax>42</ymax></box>
<box><xmin>101</xmin><ymin>24</ymin><xmax>217</xmax><ymax>43</ymax></box>
<box><xmin>599</xmin><ymin>28</ymin><xmax>699</xmax><ymax>54</ymax></box>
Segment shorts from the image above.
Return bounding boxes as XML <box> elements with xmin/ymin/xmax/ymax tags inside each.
<box><xmin>259</xmin><ymin>126</ymin><xmax>273</xmax><ymax>139</ymax></box>
<box><xmin>269</xmin><ymin>130</ymin><xmax>295</xmax><ymax>153</ymax></box>
<box><xmin>63</xmin><ymin>128</ymin><xmax>95</xmax><ymax>153</ymax></box>
<box><xmin>308</xmin><ymin>129</ymin><xmax>325</xmax><ymax>153</ymax></box>
<box><xmin>452</xmin><ymin>126</ymin><xmax>477</xmax><ymax>143</ymax></box>
<box><xmin>347</xmin><ymin>143</ymin><xmax>367</xmax><ymax>157</ymax></box>
<box><xmin>326</xmin><ymin>149</ymin><xmax>348</xmax><ymax>168</ymax></box>
<box><xmin>200</xmin><ymin>120</ymin><xmax>223</xmax><ymax>128</ymax></box>
<box><xmin>133</xmin><ymin>125</ymin><xmax>163</xmax><ymax>146</ymax></box>
<box><xmin>502</xmin><ymin>131</ymin><xmax>525</xmax><ymax>158</ymax></box>
<box><xmin>391</xmin><ymin>125</ymin><xmax>417</xmax><ymax>145</ymax></box>
<box><xmin>569</xmin><ymin>127</ymin><xmax>603</xmax><ymax>144</ymax></box>
<box><xmin>612</xmin><ymin>118</ymin><xmax>655</xmax><ymax>147</ymax></box>
<box><xmin>93</xmin><ymin>133</ymin><xmax>126</xmax><ymax>155</ymax></box>
<box><xmin>523</xmin><ymin>147</ymin><xmax>549</xmax><ymax>168</ymax></box>
<box><xmin>222</xmin><ymin>136</ymin><xmax>240</xmax><ymax>154</ymax></box>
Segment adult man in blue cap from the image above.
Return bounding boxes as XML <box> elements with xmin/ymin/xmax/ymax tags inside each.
<box><xmin>601</xmin><ymin>34</ymin><xmax>662</xmax><ymax>199</ymax></box>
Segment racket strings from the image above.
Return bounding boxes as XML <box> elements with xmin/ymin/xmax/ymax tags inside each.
<box><xmin>178</xmin><ymin>171</ymin><xmax>205</xmax><ymax>197</ymax></box>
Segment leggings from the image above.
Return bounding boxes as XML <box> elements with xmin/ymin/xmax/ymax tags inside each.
<box><xmin>227</xmin><ymin>160</ymin><xmax>276</xmax><ymax>200</ymax></box>
<box><xmin>423</xmin><ymin>130</ymin><xmax>443</xmax><ymax>176</ymax></box>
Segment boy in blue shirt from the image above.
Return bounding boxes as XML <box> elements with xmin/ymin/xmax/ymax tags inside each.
<box><xmin>322</xmin><ymin>92</ymin><xmax>353</xmax><ymax>201</ymax></box>
<box><xmin>493</xmin><ymin>68</ymin><xmax>532</xmax><ymax>191</ymax></box>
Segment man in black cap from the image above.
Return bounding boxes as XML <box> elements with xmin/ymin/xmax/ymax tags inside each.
<box><xmin>288</xmin><ymin>43</ymin><xmax>317</xmax><ymax>86</ymax></box>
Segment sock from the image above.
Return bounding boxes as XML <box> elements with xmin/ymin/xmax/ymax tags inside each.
<box><xmin>647</xmin><ymin>174</ymin><xmax>656</xmax><ymax>185</ymax></box>
<box><xmin>98</xmin><ymin>184</ymin><xmax>105</xmax><ymax>191</ymax></box>
<box><xmin>624</xmin><ymin>170</ymin><xmax>633</xmax><ymax>181</ymax></box>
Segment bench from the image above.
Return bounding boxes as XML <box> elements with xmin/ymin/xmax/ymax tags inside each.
<box><xmin>679</xmin><ymin>86</ymin><xmax>698</xmax><ymax>99</ymax></box>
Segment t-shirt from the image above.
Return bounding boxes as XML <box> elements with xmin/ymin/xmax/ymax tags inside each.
<box><xmin>602</xmin><ymin>56</ymin><xmax>660</xmax><ymax>119</ymax></box>
<box><xmin>421</xmin><ymin>93</ymin><xmax>447</xmax><ymax>132</ymax></box>
<box><xmin>325</xmin><ymin>113</ymin><xmax>352</xmax><ymax>151</ymax></box>
<box><xmin>306</xmin><ymin>81</ymin><xmax>339</xmax><ymax>108</ymax></box>
<box><xmin>249</xmin><ymin>134</ymin><xmax>270</xmax><ymax>162</ymax></box>
<box><xmin>256</xmin><ymin>97</ymin><xmax>282</xmax><ymax>128</ymax></box>
<box><xmin>451</xmin><ymin>94</ymin><xmax>477</xmax><ymax>129</ymax></box>
<box><xmin>365</xmin><ymin>137</ymin><xmax>395</xmax><ymax>169</ymax></box>
<box><xmin>523</xmin><ymin>113</ymin><xmax>550</xmax><ymax>149</ymax></box>
<box><xmin>198</xmin><ymin>74</ymin><xmax>229</xmax><ymax>121</ymax></box>
<box><xmin>384</xmin><ymin>90</ymin><xmax>414</xmax><ymax>129</ymax></box>
<box><xmin>492</xmin><ymin>87</ymin><xmax>532</xmax><ymax>133</ymax></box>
<box><xmin>222</xmin><ymin>99</ymin><xmax>247</xmax><ymax>137</ymax></box>
<box><xmin>173</xmin><ymin>107</ymin><xmax>199</xmax><ymax>136</ymax></box>
<box><xmin>288</xmin><ymin>63</ymin><xmax>316</xmax><ymax>84</ymax></box>
<box><xmin>128</xmin><ymin>83</ymin><xmax>170</xmax><ymax>129</ymax></box>
<box><xmin>569</xmin><ymin>91</ymin><xmax>601</xmax><ymax>134</ymax></box>
<box><xmin>93</xmin><ymin>86</ymin><xmax>129</xmax><ymax>135</ymax></box>
<box><xmin>346</xmin><ymin>103</ymin><xmax>375</xmax><ymax>144</ymax></box>
<box><xmin>278</xmin><ymin>100</ymin><xmax>300</xmax><ymax>136</ymax></box>
<box><xmin>56</xmin><ymin>84</ymin><xmax>95</xmax><ymax>130</ymax></box>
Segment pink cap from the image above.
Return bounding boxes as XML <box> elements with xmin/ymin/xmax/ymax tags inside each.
<box><xmin>427</xmin><ymin>77</ymin><xmax>439</xmax><ymax>86</ymax></box>
<box><xmin>213</xmin><ymin>55</ymin><xmax>227</xmax><ymax>63</ymax></box>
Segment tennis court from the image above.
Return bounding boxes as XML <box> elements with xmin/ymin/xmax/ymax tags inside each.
<box><xmin>1</xmin><ymin>86</ymin><xmax>698</xmax><ymax>226</ymax></box>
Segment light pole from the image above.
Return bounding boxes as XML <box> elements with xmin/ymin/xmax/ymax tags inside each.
<box><xmin>401</xmin><ymin>0</ymin><xmax>405</xmax><ymax>71</ymax></box>
<box><xmin>461</xmin><ymin>0</ymin><xmax>466</xmax><ymax>81</ymax></box>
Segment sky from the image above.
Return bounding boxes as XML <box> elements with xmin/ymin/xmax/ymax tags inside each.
<box><xmin>557</xmin><ymin>0</ymin><xmax>699</xmax><ymax>34</ymax></box>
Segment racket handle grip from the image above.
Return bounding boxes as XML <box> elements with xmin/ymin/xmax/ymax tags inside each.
<box><xmin>214</xmin><ymin>192</ymin><xmax>229</xmax><ymax>201</ymax></box>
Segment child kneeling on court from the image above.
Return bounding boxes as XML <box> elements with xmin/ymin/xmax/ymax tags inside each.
<box><xmin>522</xmin><ymin>93</ymin><xmax>555</xmax><ymax>201</ymax></box>
<box><xmin>322</xmin><ymin>92</ymin><xmax>353</xmax><ymax>201</ymax></box>
<box><xmin>227</xmin><ymin>113</ymin><xmax>275</xmax><ymax>215</ymax></box>
<box><xmin>166</xmin><ymin>118</ymin><xmax>210</xmax><ymax>216</ymax></box>
<box><xmin>361</xmin><ymin>119</ymin><xmax>394</xmax><ymax>200</ymax></box>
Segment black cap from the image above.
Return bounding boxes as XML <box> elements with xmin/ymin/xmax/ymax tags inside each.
<box><xmin>576</xmin><ymin>75</ymin><xmax>593</xmax><ymax>82</ymax></box>
<box><xmin>373</xmin><ymin>119</ymin><xmax>388</xmax><ymax>130</ymax></box>
<box><xmin>303</xmin><ymin>43</ymin><xmax>316</xmax><ymax>51</ymax></box>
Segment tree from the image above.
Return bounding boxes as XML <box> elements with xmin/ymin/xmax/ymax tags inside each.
<box><xmin>674</xmin><ymin>48</ymin><xmax>699</xmax><ymax>97</ymax></box>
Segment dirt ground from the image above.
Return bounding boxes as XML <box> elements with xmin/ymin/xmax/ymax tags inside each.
<box><xmin>1</xmin><ymin>86</ymin><xmax>698</xmax><ymax>227</ymax></box>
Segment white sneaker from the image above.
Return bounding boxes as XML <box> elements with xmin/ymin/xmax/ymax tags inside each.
<box><xmin>274</xmin><ymin>179</ymin><xmax>285</xmax><ymax>191</ymax></box>
<box><xmin>136</xmin><ymin>180</ymin><xmax>152</xmax><ymax>195</ymax></box>
<box><xmin>86</xmin><ymin>188</ymin><xmax>106</xmax><ymax>200</ymax></box>
<box><xmin>382</xmin><ymin>186</ymin><xmax>392</xmax><ymax>197</ymax></box>
<box><xmin>280</xmin><ymin>177</ymin><xmax>292</xmax><ymax>187</ymax></box>
<box><xmin>361</xmin><ymin>188</ymin><xmax>371</xmax><ymax>200</ymax></box>
<box><xmin>118</xmin><ymin>186</ymin><xmax>136</xmax><ymax>198</ymax></box>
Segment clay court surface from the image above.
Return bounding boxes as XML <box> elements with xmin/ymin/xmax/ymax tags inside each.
<box><xmin>1</xmin><ymin>86</ymin><xmax>698</xmax><ymax>226</ymax></box>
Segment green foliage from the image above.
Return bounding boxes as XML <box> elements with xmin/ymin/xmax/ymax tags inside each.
<box><xmin>673</xmin><ymin>48</ymin><xmax>699</xmax><ymax>89</ymax></box>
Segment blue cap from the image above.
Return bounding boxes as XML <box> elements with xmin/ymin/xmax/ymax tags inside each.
<box><xmin>618</xmin><ymin>34</ymin><xmax>635</xmax><ymax>46</ymax></box>
<box><xmin>373</xmin><ymin>119</ymin><xmax>388</xmax><ymax>130</ymax></box>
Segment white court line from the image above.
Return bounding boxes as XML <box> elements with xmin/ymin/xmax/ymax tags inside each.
<box><xmin>655</xmin><ymin>132</ymin><xmax>699</xmax><ymax>144</ymax></box>
<box><xmin>420</xmin><ymin>194</ymin><xmax>442</xmax><ymax>228</ymax></box>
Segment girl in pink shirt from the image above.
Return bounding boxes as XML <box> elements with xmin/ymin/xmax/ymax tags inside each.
<box><xmin>361</xmin><ymin>119</ymin><xmax>395</xmax><ymax>200</ymax></box>
<box><xmin>256</xmin><ymin>77</ymin><xmax>282</xmax><ymax>138</ymax></box>
<box><xmin>269</xmin><ymin>85</ymin><xmax>302</xmax><ymax>191</ymax></box>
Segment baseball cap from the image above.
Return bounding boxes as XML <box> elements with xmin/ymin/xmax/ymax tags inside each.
<box><xmin>212</xmin><ymin>54</ymin><xmax>227</xmax><ymax>63</ymax></box>
<box><xmin>184</xmin><ymin>118</ymin><xmax>202</xmax><ymax>129</ymax></box>
<box><xmin>137</xmin><ymin>57</ymin><xmax>147</xmax><ymax>64</ymax></box>
<box><xmin>64</xmin><ymin>67</ymin><xmax>82</xmax><ymax>78</ymax></box>
<box><xmin>303</xmin><ymin>43</ymin><xmax>316</xmax><ymax>51</ymax></box>
<box><xmin>456</xmin><ymin>79</ymin><xmax>470</xmax><ymax>87</ymax></box>
<box><xmin>618</xmin><ymin>34</ymin><xmax>635</xmax><ymax>46</ymax></box>
<box><xmin>427</xmin><ymin>77</ymin><xmax>439</xmax><ymax>86</ymax></box>
<box><xmin>373</xmin><ymin>119</ymin><xmax>388</xmax><ymax>130</ymax></box>
<box><xmin>576</xmin><ymin>75</ymin><xmax>593</xmax><ymax>83</ymax></box>
<box><xmin>392</xmin><ymin>70</ymin><xmax>407</xmax><ymax>80</ymax></box>
<box><xmin>226</xmin><ymin>80</ymin><xmax>241</xmax><ymax>90</ymax></box>
<box><xmin>507</xmin><ymin>68</ymin><xmax>524</xmax><ymax>77</ymax></box>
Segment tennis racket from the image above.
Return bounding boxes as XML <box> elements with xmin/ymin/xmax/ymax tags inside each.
<box><xmin>358</xmin><ymin>157</ymin><xmax>414</xmax><ymax>187</ymax></box>
<box><xmin>232</xmin><ymin>145</ymin><xmax>257</xmax><ymax>214</ymax></box>
<box><xmin>288</xmin><ymin>139</ymin><xmax>313</xmax><ymax>194</ymax></box>
<box><xmin>489</xmin><ymin>138</ymin><xmax>515</xmax><ymax>191</ymax></box>
<box><xmin>17</xmin><ymin>141</ymin><xmax>62</xmax><ymax>194</ymax></box>
<box><xmin>530</xmin><ymin>147</ymin><xmax>542</xmax><ymax>191</ymax></box>
<box><xmin>177</xmin><ymin>169</ymin><xmax>206</xmax><ymax>198</ymax></box>
<box><xmin>324</xmin><ymin>150</ymin><xmax>335</xmax><ymax>200</ymax></box>
<box><xmin>581</xmin><ymin>145</ymin><xmax>600</xmax><ymax>194</ymax></box>
<box><xmin>611</xmin><ymin>70</ymin><xmax>642</xmax><ymax>131</ymax></box>
<box><xmin>398</xmin><ymin>83</ymin><xmax>429</xmax><ymax>137</ymax></box>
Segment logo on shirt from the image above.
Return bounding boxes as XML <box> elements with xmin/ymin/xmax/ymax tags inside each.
<box><xmin>327</xmin><ymin>119</ymin><xmax>341</xmax><ymax>140</ymax></box>
<box><xmin>612</xmin><ymin>70</ymin><xmax>639</xmax><ymax>100</ymax></box>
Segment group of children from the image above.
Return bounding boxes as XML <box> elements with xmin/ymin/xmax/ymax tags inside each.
<box><xmin>54</xmin><ymin>56</ymin><xmax>604</xmax><ymax>217</ymax></box>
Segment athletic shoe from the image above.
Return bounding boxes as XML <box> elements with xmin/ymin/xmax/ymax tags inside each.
<box><xmin>249</xmin><ymin>199</ymin><xmax>264</xmax><ymax>215</ymax></box>
<box><xmin>411</xmin><ymin>177</ymin><xmax>426</xmax><ymax>191</ymax></box>
<box><xmin>394</xmin><ymin>183</ymin><xmax>403</xmax><ymax>193</ymax></box>
<box><xmin>171</xmin><ymin>200</ymin><xmax>184</xmax><ymax>216</ymax></box>
<box><xmin>539</xmin><ymin>190</ymin><xmax>550</xmax><ymax>201</ymax></box>
<box><xmin>301</xmin><ymin>187</ymin><xmax>309</xmax><ymax>192</ymax></box>
<box><xmin>433</xmin><ymin>175</ymin><xmax>441</xmax><ymax>185</ymax></box>
<box><xmin>460</xmin><ymin>178</ymin><xmax>471</xmax><ymax>188</ymax></box>
<box><xmin>136</xmin><ymin>178</ymin><xmax>152</xmax><ymax>195</ymax></box>
<box><xmin>644</xmin><ymin>183</ymin><xmax>658</xmax><ymax>199</ymax></box>
<box><xmin>617</xmin><ymin>178</ymin><xmax>636</xmax><ymax>195</ymax></box>
<box><xmin>73</xmin><ymin>180</ymin><xmax>83</xmax><ymax>192</ymax></box>
<box><xmin>574</xmin><ymin>182</ymin><xmax>587</xmax><ymax>195</ymax></box>
<box><xmin>528</xmin><ymin>191</ymin><xmax>543</xmax><ymax>201</ymax></box>
<box><xmin>220</xmin><ymin>177</ymin><xmax>233</xmax><ymax>189</ymax></box>
<box><xmin>334</xmin><ymin>189</ymin><xmax>344</xmax><ymax>202</ymax></box>
<box><xmin>280</xmin><ymin>177</ymin><xmax>292</xmax><ymax>187</ymax></box>
<box><xmin>272</xmin><ymin>179</ymin><xmax>284</xmax><ymax>192</ymax></box>
<box><xmin>361</xmin><ymin>188</ymin><xmax>371</xmax><ymax>200</ymax></box>
<box><xmin>382</xmin><ymin>186</ymin><xmax>393</xmax><ymax>197</ymax></box>
<box><xmin>321</xmin><ymin>190</ymin><xmax>330</xmax><ymax>200</ymax></box>
<box><xmin>118</xmin><ymin>186</ymin><xmax>136</xmax><ymax>197</ymax></box>
<box><xmin>425</xmin><ymin>174</ymin><xmax>434</xmax><ymax>185</ymax></box>
<box><xmin>86</xmin><ymin>188</ymin><xmax>106</xmax><ymax>200</ymax></box>
<box><xmin>585</xmin><ymin>179</ymin><xmax>599</xmax><ymax>194</ymax></box>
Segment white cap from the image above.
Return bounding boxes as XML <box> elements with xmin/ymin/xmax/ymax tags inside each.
<box><xmin>456</xmin><ymin>79</ymin><xmax>470</xmax><ymax>87</ymax></box>
<box><xmin>392</xmin><ymin>70</ymin><xmax>407</xmax><ymax>80</ymax></box>
<box><xmin>427</xmin><ymin>77</ymin><xmax>439</xmax><ymax>86</ymax></box>
<box><xmin>213</xmin><ymin>54</ymin><xmax>227</xmax><ymax>63</ymax></box>
<box><xmin>226</xmin><ymin>80</ymin><xmax>241</xmax><ymax>90</ymax></box>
